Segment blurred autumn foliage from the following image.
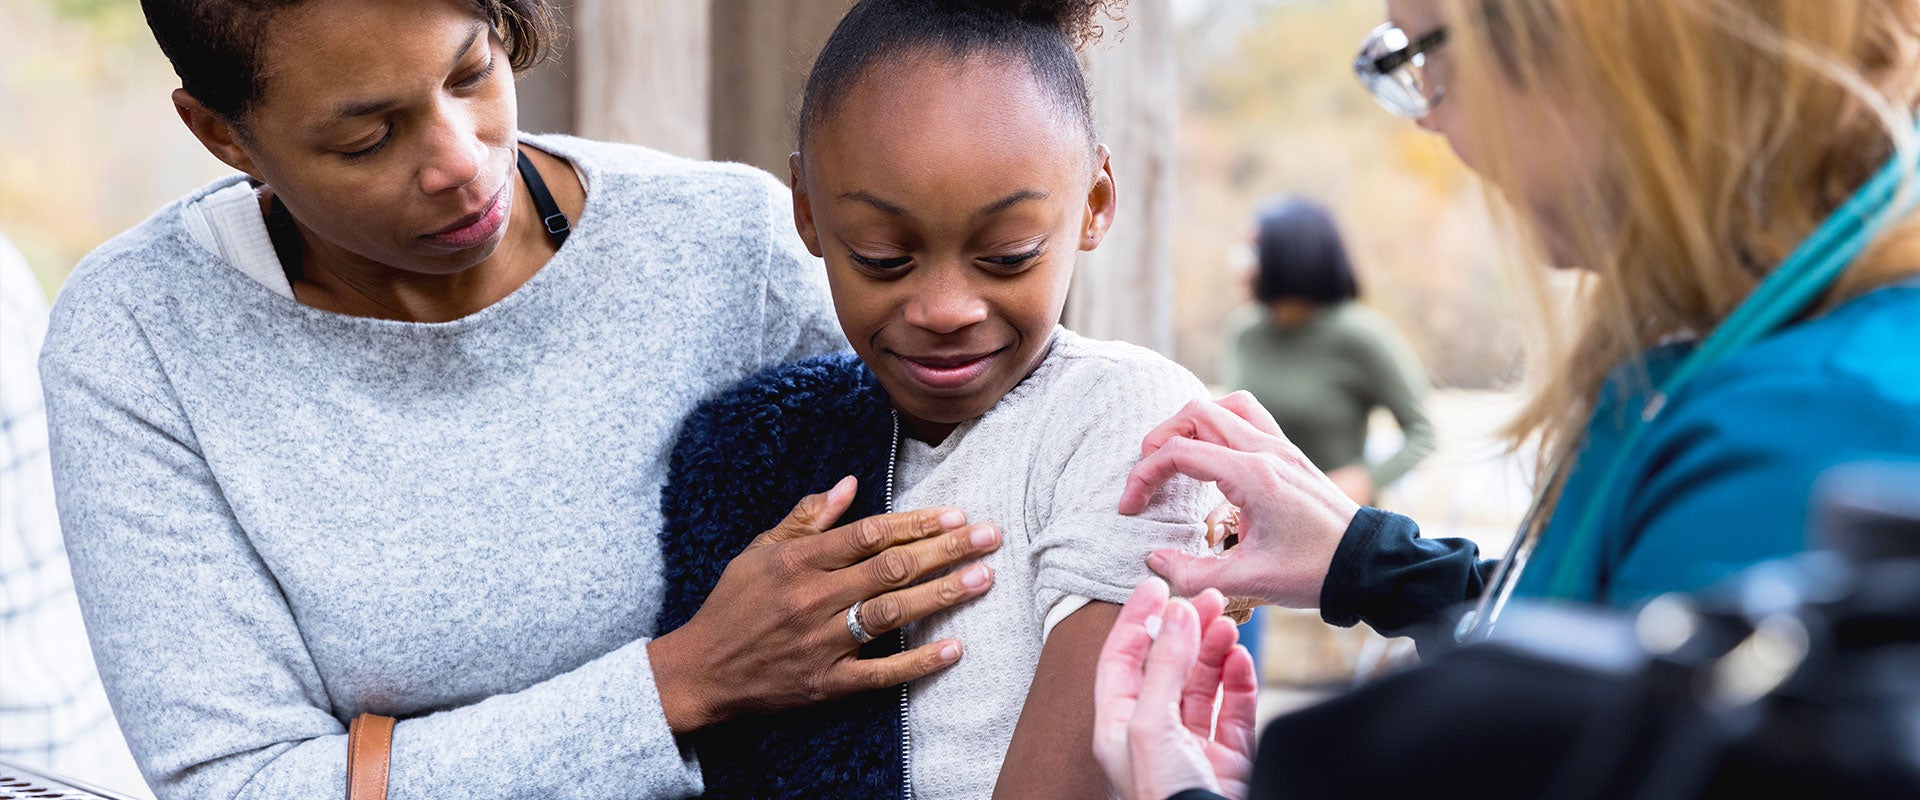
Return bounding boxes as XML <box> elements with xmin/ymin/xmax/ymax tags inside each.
<box><xmin>1171</xmin><ymin>0</ymin><xmax>1525</xmax><ymax>388</ymax></box>
<box><xmin>0</xmin><ymin>0</ymin><xmax>230</xmax><ymax>296</ymax></box>
<box><xmin>3</xmin><ymin>0</ymin><xmax>1525</xmax><ymax>389</ymax></box>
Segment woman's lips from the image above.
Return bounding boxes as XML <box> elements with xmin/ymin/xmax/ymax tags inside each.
<box><xmin>421</xmin><ymin>184</ymin><xmax>509</xmax><ymax>250</ymax></box>
<box><xmin>894</xmin><ymin>350</ymin><xmax>1002</xmax><ymax>392</ymax></box>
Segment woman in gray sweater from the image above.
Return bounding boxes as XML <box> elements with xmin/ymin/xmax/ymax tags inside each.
<box><xmin>39</xmin><ymin>1</ymin><xmax>1003</xmax><ymax>797</ymax></box>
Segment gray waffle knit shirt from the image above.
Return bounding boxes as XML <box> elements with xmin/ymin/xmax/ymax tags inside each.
<box><xmin>38</xmin><ymin>135</ymin><xmax>843</xmax><ymax>800</ymax></box>
<box><xmin>893</xmin><ymin>329</ymin><xmax>1220</xmax><ymax>799</ymax></box>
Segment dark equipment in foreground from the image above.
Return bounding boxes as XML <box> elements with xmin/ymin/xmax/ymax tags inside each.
<box><xmin>1252</xmin><ymin>461</ymin><xmax>1920</xmax><ymax>800</ymax></box>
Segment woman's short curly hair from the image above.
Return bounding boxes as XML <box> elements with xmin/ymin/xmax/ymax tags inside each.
<box><xmin>139</xmin><ymin>0</ymin><xmax>558</xmax><ymax>124</ymax></box>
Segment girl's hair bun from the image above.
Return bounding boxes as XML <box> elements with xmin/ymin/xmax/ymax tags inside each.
<box><xmin>798</xmin><ymin>0</ymin><xmax>1126</xmax><ymax>151</ymax></box>
<box><xmin>977</xmin><ymin>0</ymin><xmax>1127</xmax><ymax>47</ymax></box>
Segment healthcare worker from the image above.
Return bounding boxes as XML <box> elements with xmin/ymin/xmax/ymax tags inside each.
<box><xmin>1093</xmin><ymin>1</ymin><xmax>1920</xmax><ymax>798</ymax></box>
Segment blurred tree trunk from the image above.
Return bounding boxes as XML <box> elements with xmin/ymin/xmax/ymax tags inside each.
<box><xmin>515</xmin><ymin>1</ymin><xmax>575</xmax><ymax>135</ymax></box>
<box><xmin>573</xmin><ymin>0</ymin><xmax>713</xmax><ymax>158</ymax></box>
<box><xmin>710</xmin><ymin>0</ymin><xmax>855</xmax><ymax>176</ymax></box>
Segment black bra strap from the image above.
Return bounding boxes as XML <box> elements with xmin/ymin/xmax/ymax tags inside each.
<box><xmin>265</xmin><ymin>193</ymin><xmax>303</xmax><ymax>284</ymax></box>
<box><xmin>517</xmin><ymin>148</ymin><xmax>571</xmax><ymax>247</ymax></box>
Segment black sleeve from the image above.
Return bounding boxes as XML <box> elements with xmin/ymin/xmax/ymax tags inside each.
<box><xmin>1165</xmin><ymin>790</ymin><xmax>1232</xmax><ymax>800</ymax></box>
<box><xmin>1317</xmin><ymin>507</ymin><xmax>1500</xmax><ymax>648</ymax></box>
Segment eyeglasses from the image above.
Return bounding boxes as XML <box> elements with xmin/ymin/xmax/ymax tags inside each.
<box><xmin>1354</xmin><ymin>22</ymin><xmax>1449</xmax><ymax>118</ymax></box>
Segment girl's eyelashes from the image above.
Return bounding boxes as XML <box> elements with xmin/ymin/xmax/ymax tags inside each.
<box><xmin>847</xmin><ymin>251</ymin><xmax>914</xmax><ymax>273</ymax></box>
<box><xmin>981</xmin><ymin>247</ymin><xmax>1043</xmax><ymax>271</ymax></box>
<box><xmin>845</xmin><ymin>246</ymin><xmax>1046</xmax><ymax>274</ymax></box>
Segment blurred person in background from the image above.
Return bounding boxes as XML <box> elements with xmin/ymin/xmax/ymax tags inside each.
<box><xmin>1218</xmin><ymin>198</ymin><xmax>1436</xmax><ymax>675</ymax></box>
<box><xmin>0</xmin><ymin>233</ymin><xmax>146</xmax><ymax>795</ymax></box>
<box><xmin>1099</xmin><ymin>0</ymin><xmax>1920</xmax><ymax>796</ymax></box>
<box><xmin>1223</xmin><ymin>197</ymin><xmax>1433</xmax><ymax>507</ymax></box>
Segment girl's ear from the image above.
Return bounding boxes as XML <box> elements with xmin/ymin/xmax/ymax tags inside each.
<box><xmin>1080</xmin><ymin>144</ymin><xmax>1117</xmax><ymax>252</ymax></box>
<box><xmin>789</xmin><ymin>152</ymin><xmax>826</xmax><ymax>258</ymax></box>
<box><xmin>174</xmin><ymin>88</ymin><xmax>263</xmax><ymax>181</ymax></box>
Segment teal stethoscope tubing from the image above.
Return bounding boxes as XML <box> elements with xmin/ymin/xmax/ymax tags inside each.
<box><xmin>1467</xmin><ymin>128</ymin><xmax>1920</xmax><ymax>634</ymax></box>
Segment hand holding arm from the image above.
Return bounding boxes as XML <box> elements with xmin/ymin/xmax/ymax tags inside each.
<box><xmin>1120</xmin><ymin>392</ymin><xmax>1360</xmax><ymax>606</ymax></box>
<box><xmin>650</xmin><ymin>476</ymin><xmax>1002</xmax><ymax>731</ymax></box>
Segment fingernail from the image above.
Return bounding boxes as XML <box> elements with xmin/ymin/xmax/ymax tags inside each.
<box><xmin>1144</xmin><ymin>614</ymin><xmax>1163</xmax><ymax>640</ymax></box>
<box><xmin>940</xmin><ymin>642</ymin><xmax>962</xmax><ymax>662</ymax></box>
<box><xmin>832</xmin><ymin>476</ymin><xmax>856</xmax><ymax>496</ymax></box>
<box><xmin>970</xmin><ymin>525</ymin><xmax>998</xmax><ymax>548</ymax></box>
<box><xmin>1146</xmin><ymin>552</ymin><xmax>1169</xmax><ymax>574</ymax></box>
<box><xmin>962</xmin><ymin>564</ymin><xmax>991</xmax><ymax>589</ymax></box>
<box><xmin>939</xmin><ymin>510</ymin><xmax>967</xmax><ymax>529</ymax></box>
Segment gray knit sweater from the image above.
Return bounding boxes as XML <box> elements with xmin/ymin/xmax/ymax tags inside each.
<box><xmin>39</xmin><ymin>135</ymin><xmax>843</xmax><ymax>800</ymax></box>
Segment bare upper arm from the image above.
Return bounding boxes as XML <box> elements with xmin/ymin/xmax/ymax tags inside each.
<box><xmin>992</xmin><ymin>600</ymin><xmax>1122</xmax><ymax>800</ymax></box>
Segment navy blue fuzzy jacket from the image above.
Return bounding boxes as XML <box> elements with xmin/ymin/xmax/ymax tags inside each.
<box><xmin>657</xmin><ymin>354</ymin><xmax>907</xmax><ymax>799</ymax></box>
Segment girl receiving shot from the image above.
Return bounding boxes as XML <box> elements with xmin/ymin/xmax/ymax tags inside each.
<box><xmin>654</xmin><ymin>1</ymin><xmax>1231</xmax><ymax>798</ymax></box>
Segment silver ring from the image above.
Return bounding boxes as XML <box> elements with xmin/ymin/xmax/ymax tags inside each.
<box><xmin>845</xmin><ymin>602</ymin><xmax>876</xmax><ymax>644</ymax></box>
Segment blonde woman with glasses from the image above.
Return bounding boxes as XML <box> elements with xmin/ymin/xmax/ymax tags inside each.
<box><xmin>1093</xmin><ymin>2</ymin><xmax>1920</xmax><ymax>798</ymax></box>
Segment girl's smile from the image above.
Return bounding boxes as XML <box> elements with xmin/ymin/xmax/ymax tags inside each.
<box><xmin>791</xmin><ymin>52</ymin><xmax>1116</xmax><ymax>444</ymax></box>
<box><xmin>891</xmin><ymin>347</ymin><xmax>1007</xmax><ymax>393</ymax></box>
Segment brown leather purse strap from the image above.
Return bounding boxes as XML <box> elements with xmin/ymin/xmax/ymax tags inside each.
<box><xmin>346</xmin><ymin>713</ymin><xmax>396</xmax><ymax>800</ymax></box>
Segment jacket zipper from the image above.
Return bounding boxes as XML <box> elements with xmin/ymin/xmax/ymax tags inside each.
<box><xmin>885</xmin><ymin>411</ymin><xmax>913</xmax><ymax>800</ymax></box>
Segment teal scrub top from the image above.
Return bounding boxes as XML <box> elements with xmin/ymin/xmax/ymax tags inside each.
<box><xmin>1514</xmin><ymin>280</ymin><xmax>1920</xmax><ymax>606</ymax></box>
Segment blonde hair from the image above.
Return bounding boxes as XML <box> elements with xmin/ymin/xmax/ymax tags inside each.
<box><xmin>1443</xmin><ymin>0</ymin><xmax>1920</xmax><ymax>503</ymax></box>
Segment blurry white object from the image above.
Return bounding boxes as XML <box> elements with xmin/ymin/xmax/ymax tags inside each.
<box><xmin>0</xmin><ymin>235</ymin><xmax>150</xmax><ymax>797</ymax></box>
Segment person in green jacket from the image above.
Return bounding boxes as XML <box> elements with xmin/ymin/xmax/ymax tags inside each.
<box><xmin>1223</xmin><ymin>198</ymin><xmax>1434</xmax><ymax>507</ymax></box>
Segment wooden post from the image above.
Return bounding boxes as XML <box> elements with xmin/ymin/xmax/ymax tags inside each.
<box><xmin>709</xmin><ymin>0</ymin><xmax>855</xmax><ymax>176</ymax></box>
<box><xmin>515</xmin><ymin>2</ymin><xmax>575</xmax><ymax>135</ymax></box>
<box><xmin>572</xmin><ymin>0</ymin><xmax>713</xmax><ymax>158</ymax></box>
<box><xmin>1070</xmin><ymin>0</ymin><xmax>1178</xmax><ymax>355</ymax></box>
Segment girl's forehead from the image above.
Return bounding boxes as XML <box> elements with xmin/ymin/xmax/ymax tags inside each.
<box><xmin>811</xmin><ymin>56</ymin><xmax>1087</xmax><ymax>176</ymax></box>
<box><xmin>808</xmin><ymin>141</ymin><xmax>1086</xmax><ymax>228</ymax></box>
<box><xmin>827</xmin><ymin>54</ymin><xmax>1079</xmax><ymax>142</ymax></box>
